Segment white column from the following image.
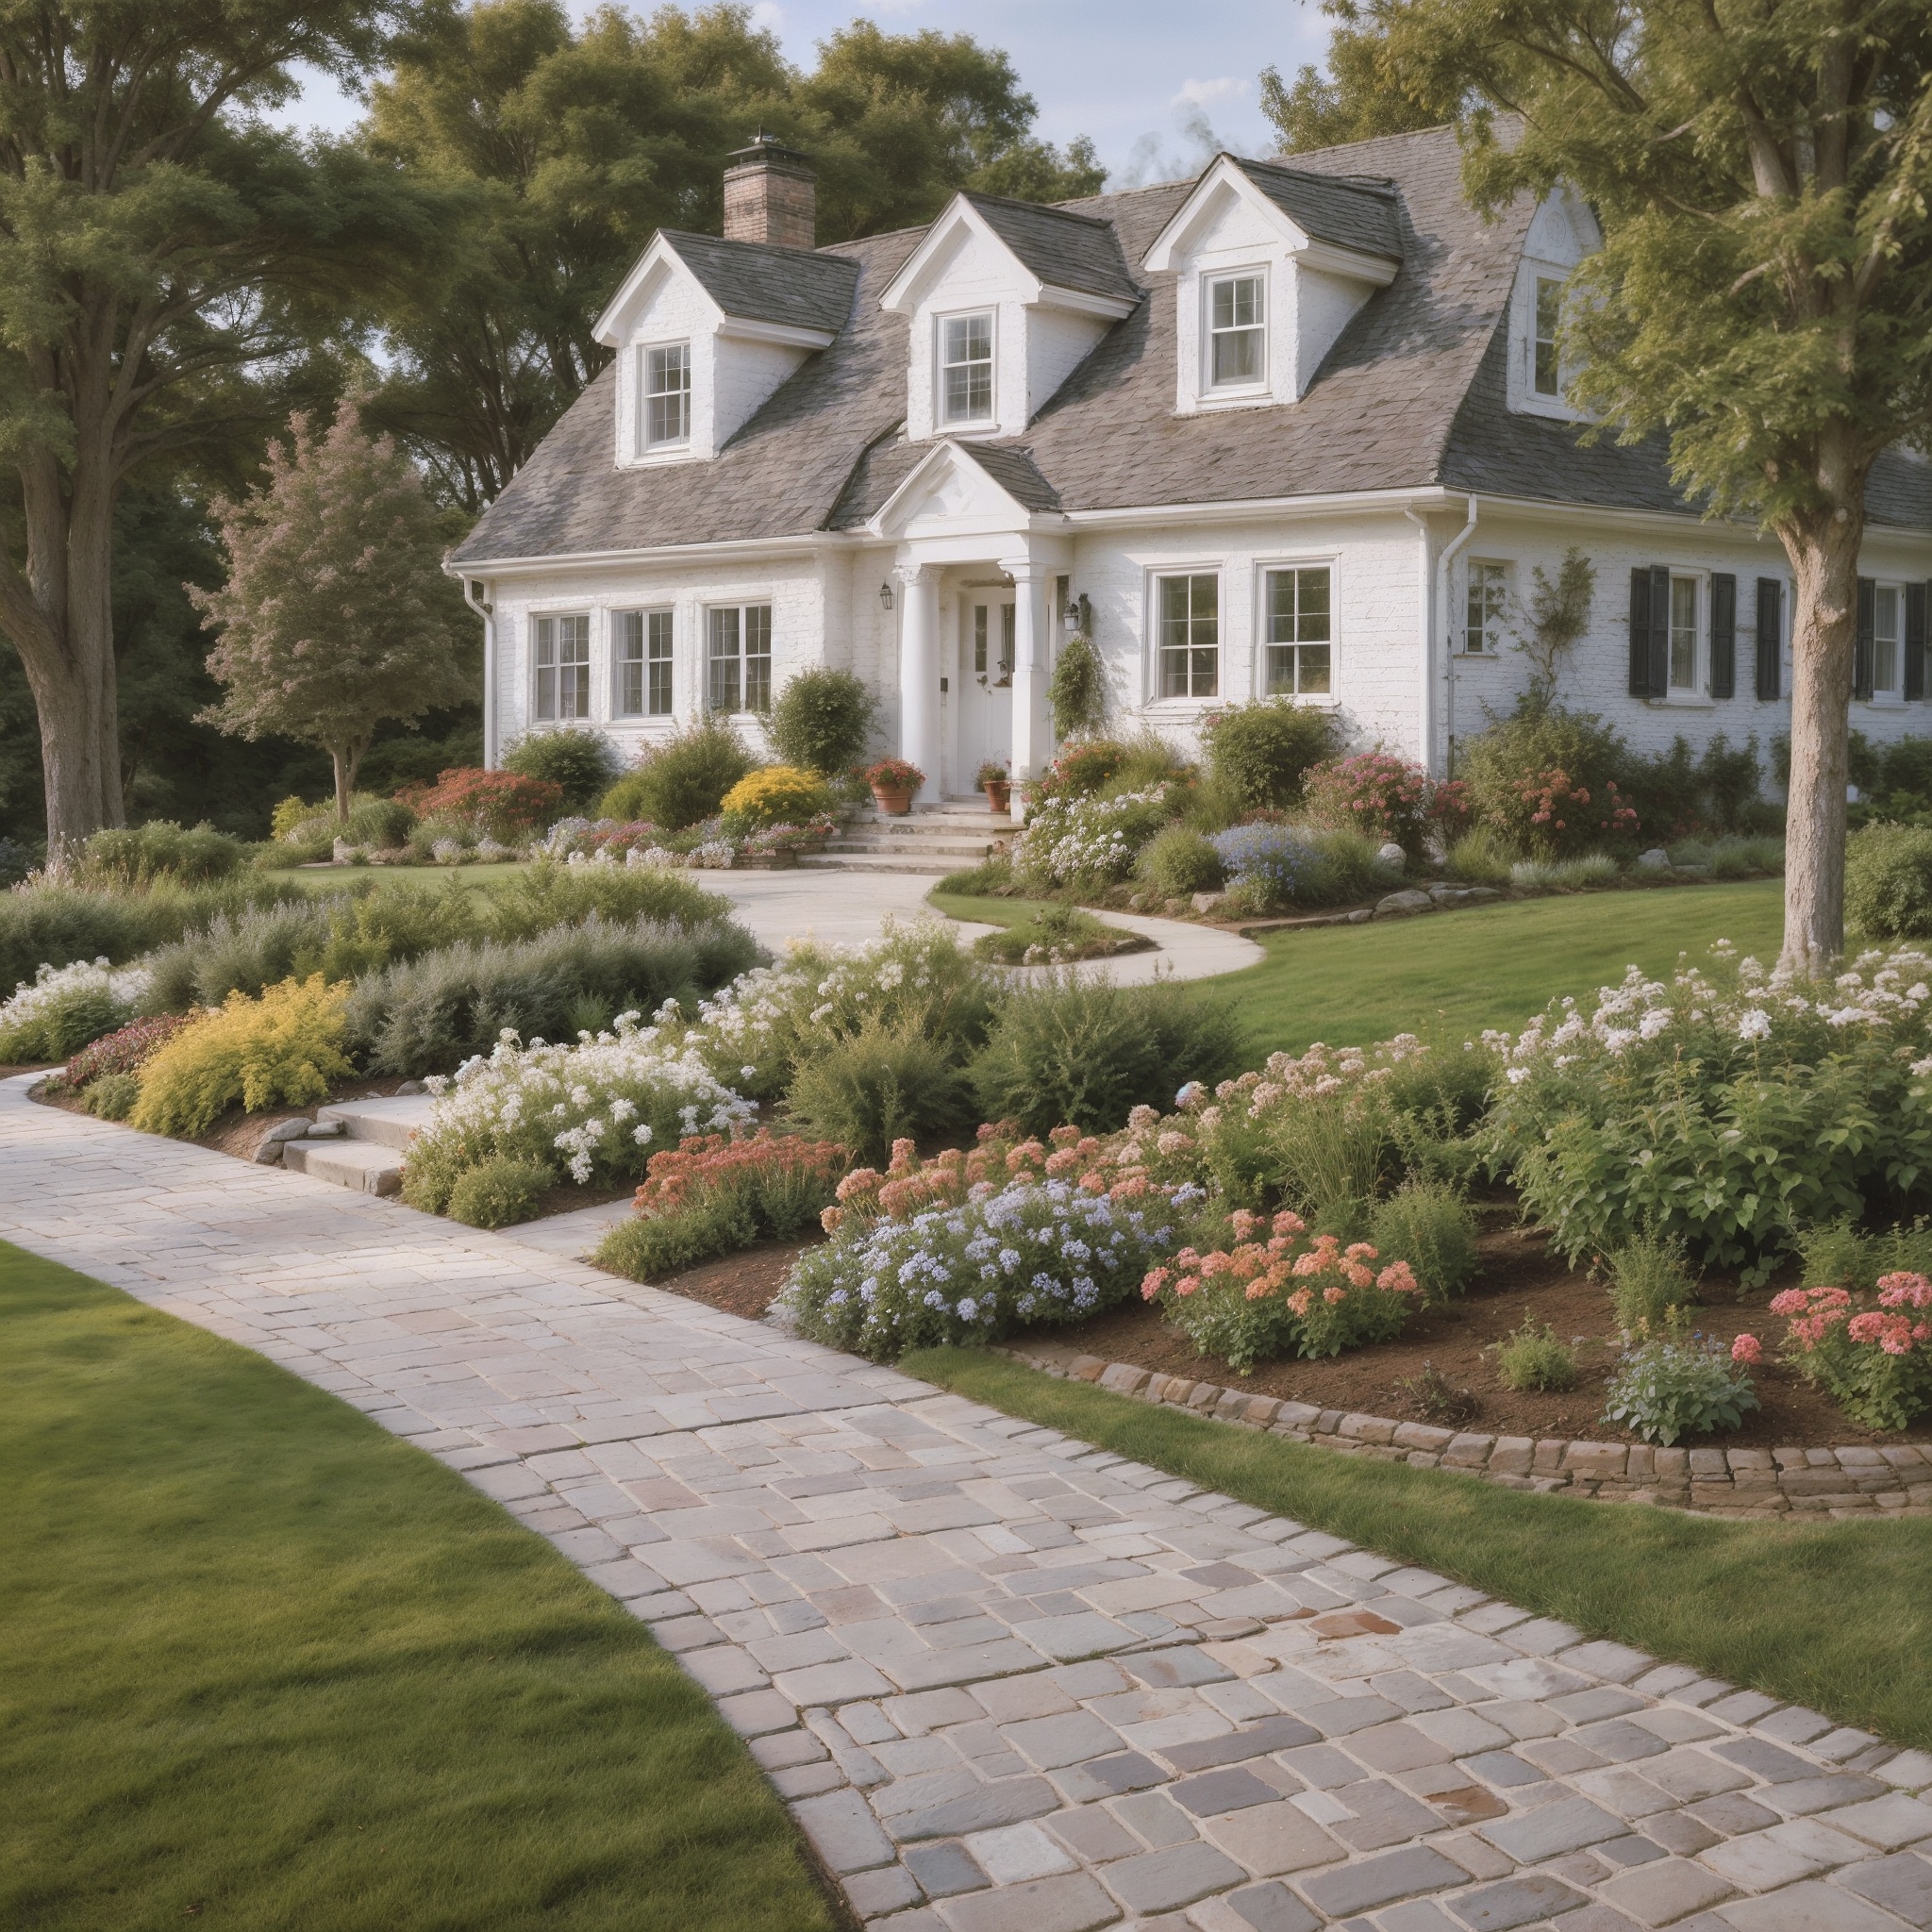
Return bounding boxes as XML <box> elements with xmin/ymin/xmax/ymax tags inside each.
<box><xmin>1003</xmin><ymin>556</ymin><xmax>1053</xmax><ymax>799</ymax></box>
<box><xmin>895</xmin><ymin>562</ymin><xmax>943</xmax><ymax>805</ymax></box>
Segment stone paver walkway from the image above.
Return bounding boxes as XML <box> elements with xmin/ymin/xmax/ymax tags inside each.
<box><xmin>3</xmin><ymin>1080</ymin><xmax>1927</xmax><ymax>1932</ymax></box>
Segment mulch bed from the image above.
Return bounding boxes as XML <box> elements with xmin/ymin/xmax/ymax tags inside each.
<box><xmin>639</xmin><ymin>1209</ymin><xmax>1931</xmax><ymax>1449</ymax></box>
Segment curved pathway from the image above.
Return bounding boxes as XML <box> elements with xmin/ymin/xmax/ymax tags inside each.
<box><xmin>2</xmin><ymin>1080</ymin><xmax>1926</xmax><ymax>1932</ymax></box>
<box><xmin>705</xmin><ymin>868</ymin><xmax>1263</xmax><ymax>986</ymax></box>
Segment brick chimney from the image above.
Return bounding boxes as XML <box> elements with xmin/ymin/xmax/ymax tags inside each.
<box><xmin>724</xmin><ymin>131</ymin><xmax>816</xmax><ymax>251</ymax></box>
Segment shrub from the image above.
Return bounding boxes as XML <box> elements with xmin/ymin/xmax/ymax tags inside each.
<box><xmin>481</xmin><ymin>859</ymin><xmax>724</xmax><ymax>941</ymax></box>
<box><xmin>1099</xmin><ymin>730</ymin><xmax>1193</xmax><ymax>797</ymax></box>
<box><xmin>53</xmin><ymin>1011</ymin><xmax>195</xmax><ymax>1091</ymax></box>
<box><xmin>969</xmin><ymin>976</ymin><xmax>1246</xmax><ymax>1136</ymax></box>
<box><xmin>401</xmin><ymin>768</ymin><xmax>561</xmax><ymax>842</ymax></box>
<box><xmin>343</xmin><ymin>796</ymin><xmax>417</xmax><ymax>849</ymax></box>
<box><xmin>1794</xmin><ymin>1218</ymin><xmax>1932</xmax><ymax>1294</ymax></box>
<box><xmin>0</xmin><ymin>958</ymin><xmax>152</xmax><ymax>1060</ymax></box>
<box><xmin>1368</xmin><ymin>1181</ymin><xmax>1478</xmax><ymax>1304</ymax></box>
<box><xmin>345</xmin><ymin>916</ymin><xmax>764</xmax><ymax>1077</ymax></box>
<box><xmin>1443</xmin><ymin>827</ymin><xmax>1518</xmax><ymax>887</ymax></box>
<box><xmin>83</xmin><ymin>1071</ymin><xmax>142</xmax><ymax>1121</ymax></box>
<box><xmin>719</xmin><ymin>765</ymin><xmax>832</xmax><ymax>831</ymax></box>
<box><xmin>1049</xmin><ymin>635</ymin><xmax>1106</xmax><ymax>740</ymax></box>
<box><xmin>597</xmin><ymin>1130</ymin><xmax>848</xmax><ymax>1280</ymax></box>
<box><xmin>784</xmin><ymin>1024</ymin><xmax>970</xmax><ymax>1166</ymax></box>
<box><xmin>74</xmin><ymin>820</ymin><xmax>250</xmax><ymax>889</ymax></box>
<box><xmin>1201</xmin><ymin>702</ymin><xmax>1335</xmax><ymax>812</ymax></box>
<box><xmin>1460</xmin><ymin>696</ymin><xmax>1640</xmax><ymax>858</ymax></box>
<box><xmin>400</xmin><ymin>1016</ymin><xmax>754</xmax><ymax>1209</ymax></box>
<box><xmin>786</xmin><ymin>1145</ymin><xmax>1180</xmax><ymax>1359</ymax></box>
<box><xmin>1510</xmin><ymin>853</ymin><xmax>1621</xmax><ymax>891</ymax></box>
<box><xmin>501</xmin><ymin>727</ymin><xmax>620</xmax><ymax>814</ymax></box>
<box><xmin>141</xmin><ymin>900</ymin><xmax>335</xmax><ymax>1012</ymax></box>
<box><xmin>1602</xmin><ymin>1332</ymin><xmax>1760</xmax><ymax>1444</ymax></box>
<box><xmin>1486</xmin><ymin>943</ymin><xmax>1932</xmax><ymax>1279</ymax></box>
<box><xmin>1143</xmin><ymin>1213</ymin><xmax>1423</xmax><ymax>1372</ymax></box>
<box><xmin>131</xmin><ymin>976</ymin><xmax>355</xmax><ymax>1137</ymax></box>
<box><xmin>446</xmin><ymin>1156</ymin><xmax>554</xmax><ymax>1228</ymax></box>
<box><xmin>1492</xmin><ymin>1315</ymin><xmax>1578</xmax><ymax>1392</ymax></box>
<box><xmin>1607</xmin><ymin>1234</ymin><xmax>1697</xmax><ymax>1333</ymax></box>
<box><xmin>973</xmin><ymin>904</ymin><xmax>1139</xmax><ymax>965</ymax></box>
<box><xmin>770</xmin><ymin>669</ymin><xmax>874</xmax><ymax>775</ymax></box>
<box><xmin>1028</xmin><ymin>741</ymin><xmax>1126</xmax><ymax>804</ymax></box>
<box><xmin>1846</xmin><ymin>824</ymin><xmax>1932</xmax><ymax>938</ymax></box>
<box><xmin>1766</xmin><ymin>1276</ymin><xmax>1932</xmax><ymax>1430</ymax></box>
<box><xmin>1627</xmin><ymin>732</ymin><xmax>1765</xmax><ymax>840</ymax></box>
<box><xmin>1012</xmin><ymin>788</ymin><xmax>1174</xmax><ymax>889</ymax></box>
<box><xmin>937</xmin><ymin>856</ymin><xmax>1018</xmax><ymax>897</ymax></box>
<box><xmin>1139</xmin><ymin>826</ymin><xmax>1224</xmax><ymax>899</ymax></box>
<box><xmin>1208</xmin><ymin>824</ymin><xmax>1321</xmax><ymax>908</ymax></box>
<box><xmin>606</xmin><ymin>719</ymin><xmax>752</xmax><ymax>830</ymax></box>
<box><xmin>1304</xmin><ymin>751</ymin><xmax>1434</xmax><ymax>852</ymax></box>
<box><xmin>0</xmin><ymin>836</ymin><xmax>41</xmax><ymax>885</ymax></box>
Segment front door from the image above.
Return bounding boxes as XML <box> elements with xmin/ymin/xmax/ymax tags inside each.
<box><xmin>958</xmin><ymin>592</ymin><xmax>1015</xmax><ymax>792</ymax></box>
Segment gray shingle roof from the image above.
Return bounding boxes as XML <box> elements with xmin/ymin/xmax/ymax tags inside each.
<box><xmin>1235</xmin><ymin>158</ymin><xmax>1403</xmax><ymax>260</ymax></box>
<box><xmin>659</xmin><ymin>229</ymin><xmax>858</xmax><ymax>336</ymax></box>
<box><xmin>454</xmin><ymin>125</ymin><xmax>1930</xmax><ymax>568</ymax></box>
<box><xmin>961</xmin><ymin>194</ymin><xmax>1140</xmax><ymax>306</ymax></box>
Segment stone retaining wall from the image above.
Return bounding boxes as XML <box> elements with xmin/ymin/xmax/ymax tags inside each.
<box><xmin>998</xmin><ymin>1341</ymin><xmax>1932</xmax><ymax>1519</ymax></box>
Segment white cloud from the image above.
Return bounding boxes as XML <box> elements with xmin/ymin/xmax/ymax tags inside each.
<box><xmin>1172</xmin><ymin>75</ymin><xmax>1247</xmax><ymax>109</ymax></box>
<box><xmin>749</xmin><ymin>1</ymin><xmax>784</xmax><ymax>27</ymax></box>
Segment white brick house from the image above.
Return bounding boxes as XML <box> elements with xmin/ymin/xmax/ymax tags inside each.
<box><xmin>450</xmin><ymin>131</ymin><xmax>1932</xmax><ymax>806</ymax></box>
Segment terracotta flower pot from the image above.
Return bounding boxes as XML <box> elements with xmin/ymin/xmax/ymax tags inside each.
<box><xmin>982</xmin><ymin>781</ymin><xmax>1011</xmax><ymax>814</ymax></box>
<box><xmin>872</xmin><ymin>784</ymin><xmax>914</xmax><ymax>816</ymax></box>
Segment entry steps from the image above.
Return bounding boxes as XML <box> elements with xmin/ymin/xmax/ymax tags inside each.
<box><xmin>278</xmin><ymin>1094</ymin><xmax>434</xmax><ymax>1196</ymax></box>
<box><xmin>803</xmin><ymin>801</ymin><xmax>1015</xmax><ymax>874</ymax></box>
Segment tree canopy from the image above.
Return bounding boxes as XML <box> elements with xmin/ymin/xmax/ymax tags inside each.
<box><xmin>1260</xmin><ymin>2</ymin><xmax>1449</xmax><ymax>153</ymax></box>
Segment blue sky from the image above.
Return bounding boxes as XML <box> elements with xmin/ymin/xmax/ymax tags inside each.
<box><xmin>284</xmin><ymin>2</ymin><xmax>1329</xmax><ymax>184</ymax></box>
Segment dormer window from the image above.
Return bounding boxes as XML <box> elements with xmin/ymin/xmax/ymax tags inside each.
<box><xmin>1208</xmin><ymin>273</ymin><xmax>1266</xmax><ymax>389</ymax></box>
<box><xmin>1533</xmin><ymin>279</ymin><xmax>1562</xmax><ymax>398</ymax></box>
<box><xmin>641</xmin><ymin>342</ymin><xmax>691</xmax><ymax>447</ymax></box>
<box><xmin>940</xmin><ymin>311</ymin><xmax>994</xmax><ymax>426</ymax></box>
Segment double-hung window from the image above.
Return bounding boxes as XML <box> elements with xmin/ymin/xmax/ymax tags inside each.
<box><xmin>708</xmin><ymin>604</ymin><xmax>772</xmax><ymax>713</ymax></box>
<box><xmin>1157</xmin><ymin>574</ymin><xmax>1219</xmax><ymax>699</ymax></box>
<box><xmin>1533</xmin><ymin>277</ymin><xmax>1562</xmax><ymax>398</ymax></box>
<box><xmin>641</xmin><ymin>342</ymin><xmax>690</xmax><ymax>448</ymax></box>
<box><xmin>1669</xmin><ymin>575</ymin><xmax>1700</xmax><ymax>691</ymax></box>
<box><xmin>1208</xmin><ymin>273</ymin><xmax>1265</xmax><ymax>389</ymax></box>
<box><xmin>615</xmin><ymin>609</ymin><xmax>674</xmax><ymax>717</ymax></box>
<box><xmin>1465</xmin><ymin>561</ymin><xmax>1507</xmax><ymax>654</ymax></box>
<box><xmin>939</xmin><ymin>312</ymin><xmax>993</xmax><ymax>425</ymax></box>
<box><xmin>533</xmin><ymin>612</ymin><xmax>591</xmax><ymax>721</ymax></box>
<box><xmin>1874</xmin><ymin>586</ymin><xmax>1902</xmax><ymax>696</ymax></box>
<box><xmin>1263</xmin><ymin>566</ymin><xmax>1330</xmax><ymax>695</ymax></box>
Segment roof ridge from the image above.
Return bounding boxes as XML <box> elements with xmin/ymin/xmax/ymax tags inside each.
<box><xmin>962</xmin><ymin>190</ymin><xmax>1116</xmax><ymax>230</ymax></box>
<box><xmin>1235</xmin><ymin>156</ymin><xmax>1399</xmax><ymax>196</ymax></box>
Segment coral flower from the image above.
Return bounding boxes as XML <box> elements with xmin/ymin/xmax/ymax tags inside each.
<box><xmin>1730</xmin><ymin>1332</ymin><xmax>1762</xmax><ymax>1365</ymax></box>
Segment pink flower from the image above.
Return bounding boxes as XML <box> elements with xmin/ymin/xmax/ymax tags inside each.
<box><xmin>1730</xmin><ymin>1332</ymin><xmax>1762</xmax><ymax>1365</ymax></box>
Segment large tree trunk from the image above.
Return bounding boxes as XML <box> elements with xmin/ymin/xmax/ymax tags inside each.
<box><xmin>1778</xmin><ymin>505</ymin><xmax>1865</xmax><ymax>975</ymax></box>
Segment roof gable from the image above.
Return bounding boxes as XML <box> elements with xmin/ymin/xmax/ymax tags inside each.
<box><xmin>866</xmin><ymin>439</ymin><xmax>1057</xmax><ymax>540</ymax></box>
<box><xmin>594</xmin><ymin>229</ymin><xmax>858</xmax><ymax>347</ymax></box>
<box><xmin>1142</xmin><ymin>153</ymin><xmax>1401</xmax><ymax>283</ymax></box>
<box><xmin>879</xmin><ymin>192</ymin><xmax>1139</xmax><ymax>320</ymax></box>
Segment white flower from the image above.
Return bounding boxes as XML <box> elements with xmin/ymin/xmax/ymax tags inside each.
<box><xmin>1737</xmin><ymin>1008</ymin><xmax>1772</xmax><ymax>1041</ymax></box>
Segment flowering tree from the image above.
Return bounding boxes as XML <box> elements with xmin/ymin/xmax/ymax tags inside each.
<box><xmin>195</xmin><ymin>398</ymin><xmax>464</xmax><ymax>823</ymax></box>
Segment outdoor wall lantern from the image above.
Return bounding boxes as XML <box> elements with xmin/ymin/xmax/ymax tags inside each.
<box><xmin>878</xmin><ymin>581</ymin><xmax>894</xmax><ymax>610</ymax></box>
<box><xmin>1063</xmin><ymin>591</ymin><xmax>1091</xmax><ymax>632</ymax></box>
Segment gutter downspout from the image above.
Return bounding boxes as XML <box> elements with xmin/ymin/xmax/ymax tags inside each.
<box><xmin>1408</xmin><ymin>498</ymin><xmax>1479</xmax><ymax>776</ymax></box>
<box><xmin>460</xmin><ymin>576</ymin><xmax>497</xmax><ymax>768</ymax></box>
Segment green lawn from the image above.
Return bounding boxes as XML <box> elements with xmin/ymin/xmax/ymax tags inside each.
<box><xmin>0</xmin><ymin>1241</ymin><xmax>834</xmax><ymax>1932</ymax></box>
<box><xmin>905</xmin><ymin>1347</ymin><xmax>1932</xmax><ymax>1753</ymax></box>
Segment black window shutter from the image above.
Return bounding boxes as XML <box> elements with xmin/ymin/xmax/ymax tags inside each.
<box><xmin>1856</xmin><ymin>576</ymin><xmax>1875</xmax><ymax>702</ymax></box>
<box><xmin>1627</xmin><ymin>567</ymin><xmax>1652</xmax><ymax>696</ymax></box>
<box><xmin>1648</xmin><ymin>565</ymin><xmax>1671</xmax><ymax>696</ymax></box>
<box><xmin>1710</xmin><ymin>574</ymin><xmax>1736</xmax><ymax>699</ymax></box>
<box><xmin>1907</xmin><ymin>583</ymin><xmax>1928</xmax><ymax>702</ymax></box>
<box><xmin>1755</xmin><ymin>578</ymin><xmax>1782</xmax><ymax>701</ymax></box>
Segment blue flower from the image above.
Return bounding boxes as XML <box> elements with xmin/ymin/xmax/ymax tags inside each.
<box><xmin>958</xmin><ymin>1296</ymin><xmax>979</xmax><ymax>1321</ymax></box>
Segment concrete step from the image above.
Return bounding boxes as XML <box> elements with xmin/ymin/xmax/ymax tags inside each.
<box><xmin>853</xmin><ymin>813</ymin><xmax>1015</xmax><ymax>835</ymax></box>
<box><xmin>822</xmin><ymin>839</ymin><xmax>995</xmax><ymax>858</ymax></box>
<box><xmin>797</xmin><ymin>853</ymin><xmax>969</xmax><ymax>874</ymax></box>
<box><xmin>283</xmin><ymin>1137</ymin><xmax>404</xmax><ymax>1195</ymax></box>
<box><xmin>316</xmin><ymin>1094</ymin><xmax>437</xmax><ymax>1152</ymax></box>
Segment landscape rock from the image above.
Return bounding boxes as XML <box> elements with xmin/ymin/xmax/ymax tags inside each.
<box><xmin>1374</xmin><ymin>889</ymin><xmax>1435</xmax><ymax>919</ymax></box>
<box><xmin>1191</xmin><ymin>891</ymin><xmax>1226</xmax><ymax>914</ymax></box>
<box><xmin>1375</xmin><ymin>841</ymin><xmax>1407</xmax><ymax>867</ymax></box>
<box><xmin>1636</xmin><ymin>848</ymin><xmax>1672</xmax><ymax>870</ymax></box>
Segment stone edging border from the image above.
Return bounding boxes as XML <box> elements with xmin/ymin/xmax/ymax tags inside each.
<box><xmin>995</xmin><ymin>1341</ymin><xmax>1932</xmax><ymax>1519</ymax></box>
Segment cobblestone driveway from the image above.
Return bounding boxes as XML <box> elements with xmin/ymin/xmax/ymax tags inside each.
<box><xmin>3</xmin><ymin>1078</ymin><xmax>1927</xmax><ymax>1932</ymax></box>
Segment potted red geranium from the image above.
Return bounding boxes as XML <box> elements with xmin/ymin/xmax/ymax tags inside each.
<box><xmin>865</xmin><ymin>757</ymin><xmax>924</xmax><ymax>815</ymax></box>
<box><xmin>975</xmin><ymin>760</ymin><xmax>1011</xmax><ymax>814</ymax></box>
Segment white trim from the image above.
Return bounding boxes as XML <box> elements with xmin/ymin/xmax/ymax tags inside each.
<box><xmin>878</xmin><ymin>194</ymin><xmax>1137</xmax><ymax>319</ymax></box>
<box><xmin>1204</xmin><ymin>268</ymin><xmax>1269</xmax><ymax>398</ymax></box>
<box><xmin>594</xmin><ymin>233</ymin><xmax>837</xmax><ymax>349</ymax></box>
<box><xmin>1251</xmin><ymin>552</ymin><xmax>1341</xmax><ymax>706</ymax></box>
<box><xmin>1141</xmin><ymin>154</ymin><xmax>1398</xmax><ymax>284</ymax></box>
<box><xmin>1144</xmin><ymin>563</ymin><xmax>1225</xmax><ymax>706</ymax></box>
<box><xmin>935</xmin><ymin>306</ymin><xmax>997</xmax><ymax>431</ymax></box>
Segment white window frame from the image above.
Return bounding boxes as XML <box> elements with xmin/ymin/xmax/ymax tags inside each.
<box><xmin>614</xmin><ymin>608</ymin><xmax>675</xmax><ymax>719</ymax></box>
<box><xmin>936</xmin><ymin>308</ymin><xmax>995</xmax><ymax>428</ymax></box>
<box><xmin>1464</xmin><ymin>559</ymin><xmax>1509</xmax><ymax>656</ymax></box>
<box><xmin>1532</xmin><ymin>276</ymin><xmax>1563</xmax><ymax>399</ymax></box>
<box><xmin>639</xmin><ymin>341</ymin><xmax>691</xmax><ymax>451</ymax></box>
<box><xmin>1872</xmin><ymin>582</ymin><xmax>1905</xmax><ymax>701</ymax></box>
<box><xmin>1206</xmin><ymin>270</ymin><xmax>1268</xmax><ymax>393</ymax></box>
<box><xmin>707</xmin><ymin>602</ymin><xmax>773</xmax><ymax>715</ymax></box>
<box><xmin>532</xmin><ymin>611</ymin><xmax>591</xmax><ymax>722</ymax></box>
<box><xmin>1257</xmin><ymin>559</ymin><xmax>1335</xmax><ymax>701</ymax></box>
<box><xmin>1664</xmin><ymin>571</ymin><xmax>1708</xmax><ymax>701</ymax></box>
<box><xmin>1149</xmin><ymin>569</ymin><xmax>1222</xmax><ymax>704</ymax></box>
